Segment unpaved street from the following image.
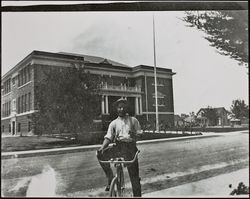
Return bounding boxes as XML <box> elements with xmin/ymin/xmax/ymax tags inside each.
<box><xmin>1</xmin><ymin>131</ymin><xmax>249</xmax><ymax>197</ymax></box>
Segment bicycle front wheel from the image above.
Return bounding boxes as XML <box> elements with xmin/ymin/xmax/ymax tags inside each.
<box><xmin>109</xmin><ymin>176</ymin><xmax>122</xmax><ymax>197</ymax></box>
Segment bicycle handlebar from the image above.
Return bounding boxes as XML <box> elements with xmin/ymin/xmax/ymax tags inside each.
<box><xmin>97</xmin><ymin>150</ymin><xmax>140</xmax><ymax>164</ymax></box>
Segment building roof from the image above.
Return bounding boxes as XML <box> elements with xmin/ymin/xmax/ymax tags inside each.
<box><xmin>133</xmin><ymin>64</ymin><xmax>174</xmax><ymax>74</ymax></box>
<box><xmin>197</xmin><ymin>107</ymin><xmax>229</xmax><ymax>115</ymax></box>
<box><xmin>2</xmin><ymin>50</ymin><xmax>131</xmax><ymax>79</ymax></box>
<box><xmin>2</xmin><ymin>50</ymin><xmax>175</xmax><ymax>79</ymax></box>
<box><xmin>60</xmin><ymin>53</ymin><xmax>175</xmax><ymax>74</ymax></box>
<box><xmin>58</xmin><ymin>52</ymin><xmax>130</xmax><ymax>68</ymax></box>
<box><xmin>214</xmin><ymin>107</ymin><xmax>230</xmax><ymax>114</ymax></box>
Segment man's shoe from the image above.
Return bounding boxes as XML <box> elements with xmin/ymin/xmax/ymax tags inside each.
<box><xmin>105</xmin><ymin>177</ymin><xmax>113</xmax><ymax>192</ymax></box>
<box><xmin>105</xmin><ymin>185</ymin><xmax>110</xmax><ymax>192</ymax></box>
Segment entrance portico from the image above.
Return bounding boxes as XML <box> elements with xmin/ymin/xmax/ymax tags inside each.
<box><xmin>101</xmin><ymin>95</ymin><xmax>142</xmax><ymax>117</ymax></box>
<box><xmin>100</xmin><ymin>84</ymin><xmax>143</xmax><ymax>121</ymax></box>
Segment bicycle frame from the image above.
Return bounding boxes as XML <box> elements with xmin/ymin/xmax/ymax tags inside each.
<box><xmin>110</xmin><ymin>160</ymin><xmax>125</xmax><ymax>197</ymax></box>
<box><xmin>97</xmin><ymin>150</ymin><xmax>140</xmax><ymax>197</ymax></box>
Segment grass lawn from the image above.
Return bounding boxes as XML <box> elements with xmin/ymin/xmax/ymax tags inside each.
<box><xmin>1</xmin><ymin>132</ymin><xmax>199</xmax><ymax>152</ymax></box>
<box><xmin>1</xmin><ymin>136</ymin><xmax>80</xmax><ymax>152</ymax></box>
<box><xmin>2</xmin><ymin>127</ymin><xmax>248</xmax><ymax>152</ymax></box>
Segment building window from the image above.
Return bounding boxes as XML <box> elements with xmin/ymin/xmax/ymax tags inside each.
<box><xmin>2</xmin><ymin>101</ymin><xmax>11</xmax><ymax>117</ymax></box>
<box><xmin>3</xmin><ymin>103</ymin><xmax>6</xmax><ymax>117</ymax></box>
<box><xmin>17</xmin><ymin>97</ymin><xmax>20</xmax><ymax>114</ymax></box>
<box><xmin>21</xmin><ymin>71</ymin><xmax>24</xmax><ymax>86</ymax></box>
<box><xmin>153</xmin><ymin>98</ymin><xmax>166</xmax><ymax>106</ymax></box>
<box><xmin>27</xmin><ymin>66</ymin><xmax>31</xmax><ymax>81</ymax></box>
<box><xmin>18</xmin><ymin>74</ymin><xmax>20</xmax><ymax>87</ymax></box>
<box><xmin>17</xmin><ymin>93</ymin><xmax>31</xmax><ymax>114</ymax></box>
<box><xmin>24</xmin><ymin>67</ymin><xmax>27</xmax><ymax>83</ymax></box>
<box><xmin>12</xmin><ymin>99</ymin><xmax>16</xmax><ymax>112</ymax></box>
<box><xmin>1</xmin><ymin>125</ymin><xmax>4</xmax><ymax>133</ymax></box>
<box><xmin>12</xmin><ymin>77</ymin><xmax>16</xmax><ymax>86</ymax></box>
<box><xmin>18</xmin><ymin>65</ymin><xmax>31</xmax><ymax>87</ymax></box>
<box><xmin>18</xmin><ymin>123</ymin><xmax>21</xmax><ymax>132</ymax></box>
<box><xmin>4</xmin><ymin>103</ymin><xmax>6</xmax><ymax>116</ymax></box>
<box><xmin>20</xmin><ymin>95</ymin><xmax>22</xmax><ymax>113</ymax></box>
<box><xmin>5</xmin><ymin>103</ymin><xmax>7</xmax><ymax>116</ymax></box>
<box><xmin>24</xmin><ymin>94</ymin><xmax>27</xmax><ymax>112</ymax></box>
<box><xmin>158</xmin><ymin>98</ymin><xmax>165</xmax><ymax>106</ymax></box>
<box><xmin>152</xmin><ymin>78</ymin><xmax>165</xmax><ymax>86</ymax></box>
<box><xmin>9</xmin><ymin>124</ymin><xmax>11</xmax><ymax>132</ymax></box>
<box><xmin>1</xmin><ymin>104</ymin><xmax>4</xmax><ymax>117</ymax></box>
<box><xmin>28</xmin><ymin>92</ymin><xmax>31</xmax><ymax>111</ymax></box>
<box><xmin>3</xmin><ymin>78</ymin><xmax>11</xmax><ymax>95</ymax></box>
<box><xmin>8</xmin><ymin>101</ymin><xmax>11</xmax><ymax>115</ymax></box>
<box><xmin>28</xmin><ymin>121</ymin><xmax>32</xmax><ymax>131</ymax></box>
<box><xmin>23</xmin><ymin>94</ymin><xmax>25</xmax><ymax>113</ymax></box>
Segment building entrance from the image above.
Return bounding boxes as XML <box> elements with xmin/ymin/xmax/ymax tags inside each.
<box><xmin>108</xmin><ymin>96</ymin><xmax>136</xmax><ymax>121</ymax></box>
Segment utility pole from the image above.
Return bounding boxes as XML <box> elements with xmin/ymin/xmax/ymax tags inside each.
<box><xmin>153</xmin><ymin>14</ymin><xmax>159</xmax><ymax>133</ymax></box>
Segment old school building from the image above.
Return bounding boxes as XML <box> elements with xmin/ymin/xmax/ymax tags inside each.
<box><xmin>1</xmin><ymin>50</ymin><xmax>176</xmax><ymax>136</ymax></box>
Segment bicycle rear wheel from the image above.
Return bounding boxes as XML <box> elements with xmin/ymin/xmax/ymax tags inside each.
<box><xmin>109</xmin><ymin>176</ymin><xmax>122</xmax><ymax>197</ymax></box>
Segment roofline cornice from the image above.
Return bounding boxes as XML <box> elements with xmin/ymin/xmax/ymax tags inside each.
<box><xmin>2</xmin><ymin>50</ymin><xmax>176</xmax><ymax>80</ymax></box>
<box><xmin>2</xmin><ymin>52</ymin><xmax>34</xmax><ymax>80</ymax></box>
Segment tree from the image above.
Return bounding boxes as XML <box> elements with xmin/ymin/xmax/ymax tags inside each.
<box><xmin>183</xmin><ymin>11</ymin><xmax>248</xmax><ymax>67</ymax></box>
<box><xmin>203</xmin><ymin>106</ymin><xmax>218</xmax><ymax>126</ymax></box>
<box><xmin>32</xmin><ymin>66</ymin><xmax>102</xmax><ymax>136</ymax></box>
<box><xmin>230</xmin><ymin>99</ymin><xmax>249</xmax><ymax>119</ymax></box>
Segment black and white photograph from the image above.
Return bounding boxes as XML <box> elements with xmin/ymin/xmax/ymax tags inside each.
<box><xmin>1</xmin><ymin>1</ymin><xmax>249</xmax><ymax>197</ymax></box>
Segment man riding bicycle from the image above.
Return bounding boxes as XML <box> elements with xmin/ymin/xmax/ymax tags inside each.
<box><xmin>97</xmin><ymin>98</ymin><xmax>142</xmax><ymax>197</ymax></box>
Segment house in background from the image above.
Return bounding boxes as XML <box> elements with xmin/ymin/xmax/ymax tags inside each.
<box><xmin>174</xmin><ymin>115</ymin><xmax>184</xmax><ymax>127</ymax></box>
<box><xmin>196</xmin><ymin>107</ymin><xmax>230</xmax><ymax>127</ymax></box>
<box><xmin>1</xmin><ymin>50</ymin><xmax>176</xmax><ymax>136</ymax></box>
<box><xmin>228</xmin><ymin>113</ymin><xmax>249</xmax><ymax>127</ymax></box>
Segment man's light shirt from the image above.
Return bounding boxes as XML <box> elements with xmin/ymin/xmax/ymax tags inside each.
<box><xmin>104</xmin><ymin>116</ymin><xmax>142</xmax><ymax>142</ymax></box>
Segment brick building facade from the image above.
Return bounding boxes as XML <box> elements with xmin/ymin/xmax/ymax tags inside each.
<box><xmin>1</xmin><ymin>51</ymin><xmax>176</xmax><ymax>136</ymax></box>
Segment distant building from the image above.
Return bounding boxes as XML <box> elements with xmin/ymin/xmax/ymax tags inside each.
<box><xmin>1</xmin><ymin>50</ymin><xmax>176</xmax><ymax>136</ymax></box>
<box><xmin>180</xmin><ymin>113</ymin><xmax>189</xmax><ymax>119</ymax></box>
<box><xmin>174</xmin><ymin>115</ymin><xmax>184</xmax><ymax>127</ymax></box>
<box><xmin>228</xmin><ymin>113</ymin><xmax>249</xmax><ymax>127</ymax></box>
<box><xmin>196</xmin><ymin>107</ymin><xmax>229</xmax><ymax>127</ymax></box>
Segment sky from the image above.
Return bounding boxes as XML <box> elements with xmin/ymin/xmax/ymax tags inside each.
<box><xmin>1</xmin><ymin>1</ymin><xmax>249</xmax><ymax>115</ymax></box>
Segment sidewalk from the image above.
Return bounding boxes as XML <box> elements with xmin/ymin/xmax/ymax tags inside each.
<box><xmin>143</xmin><ymin>168</ymin><xmax>249</xmax><ymax>197</ymax></box>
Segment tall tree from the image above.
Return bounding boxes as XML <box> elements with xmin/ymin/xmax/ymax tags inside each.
<box><xmin>183</xmin><ymin>11</ymin><xmax>248</xmax><ymax>68</ymax></box>
<box><xmin>230</xmin><ymin>99</ymin><xmax>249</xmax><ymax>119</ymax></box>
<box><xmin>32</xmin><ymin>66</ymin><xmax>101</xmax><ymax>135</ymax></box>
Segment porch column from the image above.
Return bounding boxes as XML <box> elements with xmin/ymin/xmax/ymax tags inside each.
<box><xmin>139</xmin><ymin>96</ymin><xmax>142</xmax><ymax>115</ymax></box>
<box><xmin>101</xmin><ymin>95</ymin><xmax>105</xmax><ymax>114</ymax></box>
<box><xmin>135</xmin><ymin>97</ymin><xmax>139</xmax><ymax>115</ymax></box>
<box><xmin>105</xmin><ymin>95</ymin><xmax>109</xmax><ymax>114</ymax></box>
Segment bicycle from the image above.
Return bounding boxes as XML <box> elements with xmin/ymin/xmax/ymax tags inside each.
<box><xmin>97</xmin><ymin>150</ymin><xmax>140</xmax><ymax>197</ymax></box>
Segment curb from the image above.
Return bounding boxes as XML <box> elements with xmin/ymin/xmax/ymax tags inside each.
<box><xmin>2</xmin><ymin>131</ymin><xmax>246</xmax><ymax>159</ymax></box>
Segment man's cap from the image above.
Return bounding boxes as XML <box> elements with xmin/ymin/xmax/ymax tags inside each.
<box><xmin>113</xmin><ymin>98</ymin><xmax>128</xmax><ymax>107</ymax></box>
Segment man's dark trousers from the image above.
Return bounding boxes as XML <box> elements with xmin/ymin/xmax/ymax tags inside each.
<box><xmin>97</xmin><ymin>141</ymin><xmax>141</xmax><ymax>197</ymax></box>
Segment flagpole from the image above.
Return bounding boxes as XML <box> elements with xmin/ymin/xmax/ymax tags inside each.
<box><xmin>153</xmin><ymin>14</ymin><xmax>159</xmax><ymax>133</ymax></box>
